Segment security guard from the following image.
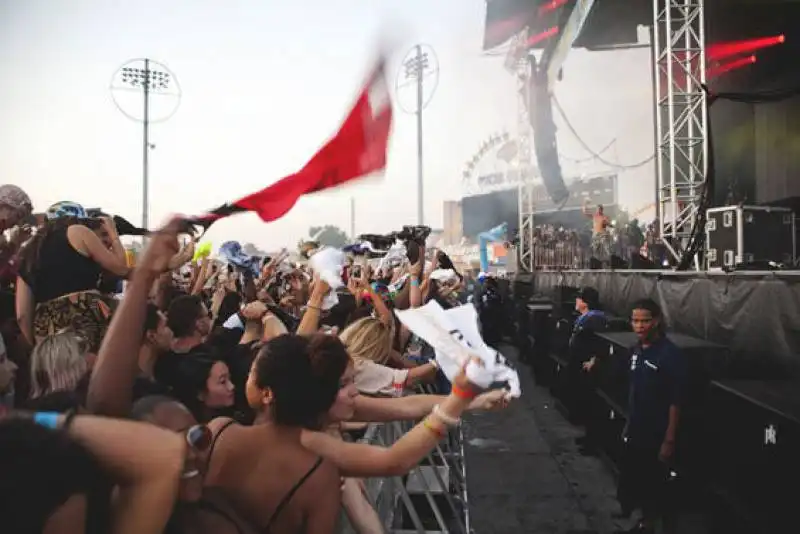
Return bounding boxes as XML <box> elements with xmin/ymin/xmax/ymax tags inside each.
<box><xmin>567</xmin><ymin>287</ymin><xmax>607</xmax><ymax>454</ymax></box>
<box><xmin>616</xmin><ymin>298</ymin><xmax>688</xmax><ymax>534</ymax></box>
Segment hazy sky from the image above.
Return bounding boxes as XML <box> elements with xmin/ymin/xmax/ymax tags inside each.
<box><xmin>1</xmin><ymin>0</ymin><xmax>656</xmax><ymax>249</ymax></box>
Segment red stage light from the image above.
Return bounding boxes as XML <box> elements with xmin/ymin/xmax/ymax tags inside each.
<box><xmin>526</xmin><ymin>26</ymin><xmax>559</xmax><ymax>47</ymax></box>
<box><xmin>708</xmin><ymin>35</ymin><xmax>786</xmax><ymax>61</ymax></box>
<box><xmin>707</xmin><ymin>54</ymin><xmax>758</xmax><ymax>80</ymax></box>
<box><xmin>539</xmin><ymin>0</ymin><xmax>568</xmax><ymax>15</ymax></box>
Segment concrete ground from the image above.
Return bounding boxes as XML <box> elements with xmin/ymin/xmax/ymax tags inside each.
<box><xmin>463</xmin><ymin>343</ymin><xmax>623</xmax><ymax>534</ymax></box>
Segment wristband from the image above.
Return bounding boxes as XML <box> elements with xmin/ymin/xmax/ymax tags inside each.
<box><xmin>422</xmin><ymin>418</ymin><xmax>446</xmax><ymax>439</ymax></box>
<box><xmin>410</xmin><ymin>278</ymin><xmax>420</xmax><ymax>287</ymax></box>
<box><xmin>432</xmin><ymin>404</ymin><xmax>460</xmax><ymax>426</ymax></box>
<box><xmin>33</xmin><ymin>412</ymin><xmax>60</xmax><ymax>430</ymax></box>
<box><xmin>451</xmin><ymin>384</ymin><xmax>478</xmax><ymax>400</ymax></box>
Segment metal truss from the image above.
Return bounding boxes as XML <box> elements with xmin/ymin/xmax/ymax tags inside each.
<box><xmin>504</xmin><ymin>29</ymin><xmax>536</xmax><ymax>274</ymax></box>
<box><xmin>653</xmin><ymin>0</ymin><xmax>709</xmax><ymax>263</ymax></box>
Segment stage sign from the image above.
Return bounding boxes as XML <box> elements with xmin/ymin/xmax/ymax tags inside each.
<box><xmin>471</xmin><ymin>173</ymin><xmax>618</xmax><ymax>213</ymax></box>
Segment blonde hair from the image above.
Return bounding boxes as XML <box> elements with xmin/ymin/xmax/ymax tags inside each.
<box><xmin>339</xmin><ymin>317</ymin><xmax>393</xmax><ymax>364</ymax></box>
<box><xmin>30</xmin><ymin>332</ymin><xmax>89</xmax><ymax>399</ymax></box>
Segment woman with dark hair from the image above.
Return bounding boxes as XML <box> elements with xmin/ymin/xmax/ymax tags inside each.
<box><xmin>172</xmin><ymin>352</ymin><xmax>236</xmax><ymax>423</ymax></box>
<box><xmin>204</xmin><ymin>333</ymin><xmax>347</xmax><ymax>533</ymax></box>
<box><xmin>15</xmin><ymin>201</ymin><xmax>130</xmax><ymax>352</ymax></box>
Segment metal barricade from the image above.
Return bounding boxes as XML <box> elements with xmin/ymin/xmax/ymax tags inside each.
<box><xmin>341</xmin><ymin>386</ymin><xmax>470</xmax><ymax>534</ymax></box>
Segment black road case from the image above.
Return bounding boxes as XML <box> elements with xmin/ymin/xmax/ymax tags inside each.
<box><xmin>705</xmin><ymin>205</ymin><xmax>795</xmax><ymax>269</ymax></box>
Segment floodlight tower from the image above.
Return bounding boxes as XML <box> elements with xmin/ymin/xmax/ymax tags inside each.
<box><xmin>396</xmin><ymin>45</ymin><xmax>440</xmax><ymax>226</ymax></box>
<box><xmin>111</xmin><ymin>59</ymin><xmax>181</xmax><ymax>230</ymax></box>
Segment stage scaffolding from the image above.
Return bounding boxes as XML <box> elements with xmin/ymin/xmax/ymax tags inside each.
<box><xmin>652</xmin><ymin>0</ymin><xmax>709</xmax><ymax>263</ymax></box>
<box><xmin>505</xmin><ymin>29</ymin><xmax>536</xmax><ymax>274</ymax></box>
<box><xmin>510</xmin><ymin>0</ymin><xmax>709</xmax><ymax>271</ymax></box>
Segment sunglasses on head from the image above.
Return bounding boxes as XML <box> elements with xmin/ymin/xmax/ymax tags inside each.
<box><xmin>185</xmin><ymin>424</ymin><xmax>212</xmax><ymax>451</ymax></box>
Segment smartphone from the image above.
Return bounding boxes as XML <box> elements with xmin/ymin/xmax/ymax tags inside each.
<box><xmin>406</xmin><ymin>241</ymin><xmax>421</xmax><ymax>265</ymax></box>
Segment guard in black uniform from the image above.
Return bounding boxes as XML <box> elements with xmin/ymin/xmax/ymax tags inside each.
<box><xmin>616</xmin><ymin>299</ymin><xmax>688</xmax><ymax>534</ymax></box>
<box><xmin>566</xmin><ymin>287</ymin><xmax>607</xmax><ymax>454</ymax></box>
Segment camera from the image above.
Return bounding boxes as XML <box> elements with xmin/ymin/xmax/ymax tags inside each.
<box><xmin>357</xmin><ymin>234</ymin><xmax>395</xmax><ymax>254</ymax></box>
<box><xmin>392</xmin><ymin>225</ymin><xmax>431</xmax><ymax>246</ymax></box>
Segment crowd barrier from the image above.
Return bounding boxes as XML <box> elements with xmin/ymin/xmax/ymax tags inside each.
<box><xmin>340</xmin><ymin>385</ymin><xmax>470</xmax><ymax>534</ymax></box>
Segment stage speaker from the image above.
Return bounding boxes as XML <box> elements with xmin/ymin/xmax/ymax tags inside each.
<box><xmin>530</xmin><ymin>71</ymin><xmax>569</xmax><ymax>205</ymax></box>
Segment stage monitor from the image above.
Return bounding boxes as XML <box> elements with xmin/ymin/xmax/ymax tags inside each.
<box><xmin>462</xmin><ymin>189</ymin><xmax>520</xmax><ymax>240</ymax></box>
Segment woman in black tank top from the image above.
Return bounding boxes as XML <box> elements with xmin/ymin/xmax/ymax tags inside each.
<box><xmin>202</xmin><ymin>334</ymin><xmax>349</xmax><ymax>534</ymax></box>
<box><xmin>16</xmin><ymin>202</ymin><xmax>130</xmax><ymax>352</ymax></box>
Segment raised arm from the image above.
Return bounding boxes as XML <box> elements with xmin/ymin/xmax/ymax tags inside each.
<box><xmin>87</xmin><ymin>220</ymin><xmax>182</xmax><ymax>417</ymax></box>
<box><xmin>302</xmin><ymin>373</ymin><xmax>507</xmax><ymax>477</ymax></box>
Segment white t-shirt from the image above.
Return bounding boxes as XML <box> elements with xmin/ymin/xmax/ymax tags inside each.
<box><xmin>353</xmin><ymin>359</ymin><xmax>409</xmax><ymax>397</ymax></box>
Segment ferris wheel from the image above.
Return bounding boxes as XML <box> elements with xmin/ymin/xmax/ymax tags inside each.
<box><xmin>461</xmin><ymin>131</ymin><xmax>537</xmax><ymax>196</ymax></box>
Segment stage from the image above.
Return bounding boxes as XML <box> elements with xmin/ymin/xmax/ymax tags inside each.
<box><xmin>531</xmin><ymin>269</ymin><xmax>800</xmax><ymax>378</ymax></box>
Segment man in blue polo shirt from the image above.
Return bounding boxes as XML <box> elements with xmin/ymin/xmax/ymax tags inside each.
<box><xmin>568</xmin><ymin>286</ymin><xmax>607</xmax><ymax>454</ymax></box>
<box><xmin>616</xmin><ymin>298</ymin><xmax>688</xmax><ymax>534</ymax></box>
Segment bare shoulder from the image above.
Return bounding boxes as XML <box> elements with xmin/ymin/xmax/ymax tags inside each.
<box><xmin>208</xmin><ymin>416</ymin><xmax>238</xmax><ymax>435</ymax></box>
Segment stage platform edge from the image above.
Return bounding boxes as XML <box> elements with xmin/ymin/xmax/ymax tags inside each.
<box><xmin>531</xmin><ymin>269</ymin><xmax>800</xmax><ymax>377</ymax></box>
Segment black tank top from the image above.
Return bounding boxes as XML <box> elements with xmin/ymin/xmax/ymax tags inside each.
<box><xmin>26</xmin><ymin>227</ymin><xmax>102</xmax><ymax>302</ymax></box>
<box><xmin>207</xmin><ymin>420</ymin><xmax>324</xmax><ymax>533</ymax></box>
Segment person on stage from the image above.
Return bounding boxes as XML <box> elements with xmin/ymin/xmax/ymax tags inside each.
<box><xmin>583</xmin><ymin>199</ymin><xmax>612</xmax><ymax>268</ymax></box>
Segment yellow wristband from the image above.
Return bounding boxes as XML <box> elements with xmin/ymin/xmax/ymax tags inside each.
<box><xmin>422</xmin><ymin>418</ymin><xmax>446</xmax><ymax>439</ymax></box>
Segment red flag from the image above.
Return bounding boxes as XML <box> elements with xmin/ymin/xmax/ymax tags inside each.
<box><xmin>192</xmin><ymin>57</ymin><xmax>393</xmax><ymax>228</ymax></box>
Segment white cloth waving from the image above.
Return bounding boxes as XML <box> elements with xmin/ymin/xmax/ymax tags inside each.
<box><xmin>394</xmin><ymin>301</ymin><xmax>521</xmax><ymax>397</ymax></box>
<box><xmin>308</xmin><ymin>246</ymin><xmax>346</xmax><ymax>310</ymax></box>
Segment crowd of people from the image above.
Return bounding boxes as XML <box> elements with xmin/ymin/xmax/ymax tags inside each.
<box><xmin>523</xmin><ymin>202</ymin><xmax>667</xmax><ymax>270</ymax></box>
<box><xmin>0</xmin><ymin>185</ymin><xmax>513</xmax><ymax>534</ymax></box>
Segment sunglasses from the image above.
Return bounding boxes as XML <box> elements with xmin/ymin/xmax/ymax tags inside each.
<box><xmin>185</xmin><ymin>424</ymin><xmax>212</xmax><ymax>451</ymax></box>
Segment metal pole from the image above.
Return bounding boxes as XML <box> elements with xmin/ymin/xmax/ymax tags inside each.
<box><xmin>142</xmin><ymin>58</ymin><xmax>150</xmax><ymax>230</ymax></box>
<box><xmin>649</xmin><ymin>25</ymin><xmax>661</xmax><ymax>225</ymax></box>
<box><xmin>416</xmin><ymin>44</ymin><xmax>424</xmax><ymax>226</ymax></box>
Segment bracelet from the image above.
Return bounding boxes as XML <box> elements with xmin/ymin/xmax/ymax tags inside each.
<box><xmin>422</xmin><ymin>418</ymin><xmax>447</xmax><ymax>439</ymax></box>
<box><xmin>432</xmin><ymin>404</ymin><xmax>460</xmax><ymax>427</ymax></box>
<box><xmin>33</xmin><ymin>412</ymin><xmax>60</xmax><ymax>430</ymax></box>
<box><xmin>306</xmin><ymin>304</ymin><xmax>322</xmax><ymax>312</ymax></box>
<box><xmin>429</xmin><ymin>359</ymin><xmax>440</xmax><ymax>370</ymax></box>
<box><xmin>410</xmin><ymin>278</ymin><xmax>420</xmax><ymax>287</ymax></box>
<box><xmin>451</xmin><ymin>384</ymin><xmax>478</xmax><ymax>400</ymax></box>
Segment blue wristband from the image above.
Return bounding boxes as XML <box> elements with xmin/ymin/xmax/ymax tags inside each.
<box><xmin>33</xmin><ymin>412</ymin><xmax>60</xmax><ymax>430</ymax></box>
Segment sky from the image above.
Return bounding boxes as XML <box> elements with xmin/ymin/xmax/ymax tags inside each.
<box><xmin>0</xmin><ymin>0</ymin><xmax>657</xmax><ymax>250</ymax></box>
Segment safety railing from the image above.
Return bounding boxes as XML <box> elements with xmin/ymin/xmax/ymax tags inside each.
<box><xmin>340</xmin><ymin>385</ymin><xmax>470</xmax><ymax>534</ymax></box>
<box><xmin>532</xmin><ymin>243</ymin><xmax>592</xmax><ymax>270</ymax></box>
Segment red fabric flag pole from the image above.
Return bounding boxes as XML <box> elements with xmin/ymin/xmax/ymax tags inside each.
<box><xmin>189</xmin><ymin>56</ymin><xmax>393</xmax><ymax>229</ymax></box>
